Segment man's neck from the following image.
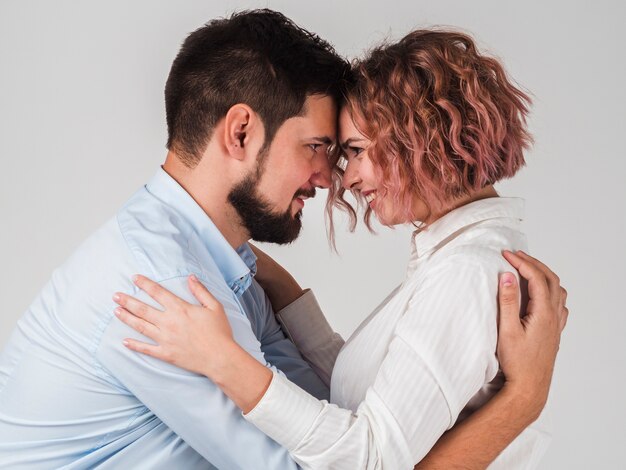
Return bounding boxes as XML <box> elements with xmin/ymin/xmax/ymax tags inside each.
<box><xmin>162</xmin><ymin>153</ymin><xmax>250</xmax><ymax>249</ymax></box>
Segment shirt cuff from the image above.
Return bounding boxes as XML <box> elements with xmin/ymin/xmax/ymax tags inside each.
<box><xmin>276</xmin><ymin>289</ymin><xmax>344</xmax><ymax>386</ymax></box>
<box><xmin>244</xmin><ymin>370</ymin><xmax>324</xmax><ymax>451</ymax></box>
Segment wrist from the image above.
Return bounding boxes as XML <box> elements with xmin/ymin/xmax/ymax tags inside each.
<box><xmin>204</xmin><ymin>339</ymin><xmax>240</xmax><ymax>383</ymax></box>
<box><xmin>501</xmin><ymin>382</ymin><xmax>544</xmax><ymax>424</ymax></box>
<box><xmin>210</xmin><ymin>341</ymin><xmax>273</xmax><ymax>414</ymax></box>
<box><xmin>259</xmin><ymin>271</ymin><xmax>304</xmax><ymax>311</ymax></box>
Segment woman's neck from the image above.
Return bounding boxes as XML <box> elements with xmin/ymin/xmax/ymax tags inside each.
<box><xmin>426</xmin><ymin>185</ymin><xmax>498</xmax><ymax>224</ymax></box>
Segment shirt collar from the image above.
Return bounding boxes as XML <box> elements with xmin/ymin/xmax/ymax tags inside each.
<box><xmin>411</xmin><ymin>197</ymin><xmax>525</xmax><ymax>258</ymax></box>
<box><xmin>145</xmin><ymin>167</ymin><xmax>256</xmax><ymax>294</ymax></box>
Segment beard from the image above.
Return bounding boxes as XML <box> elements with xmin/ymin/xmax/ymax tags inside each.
<box><xmin>227</xmin><ymin>168</ymin><xmax>314</xmax><ymax>245</ymax></box>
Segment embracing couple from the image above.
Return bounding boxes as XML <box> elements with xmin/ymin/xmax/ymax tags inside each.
<box><xmin>0</xmin><ymin>9</ymin><xmax>568</xmax><ymax>469</ymax></box>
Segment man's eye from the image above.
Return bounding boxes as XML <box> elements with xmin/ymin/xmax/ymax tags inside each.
<box><xmin>308</xmin><ymin>143</ymin><xmax>322</xmax><ymax>152</ymax></box>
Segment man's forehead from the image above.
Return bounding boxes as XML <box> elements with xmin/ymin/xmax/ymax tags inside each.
<box><xmin>300</xmin><ymin>93</ymin><xmax>337</xmax><ymax>112</ymax></box>
<box><xmin>290</xmin><ymin>113</ymin><xmax>337</xmax><ymax>139</ymax></box>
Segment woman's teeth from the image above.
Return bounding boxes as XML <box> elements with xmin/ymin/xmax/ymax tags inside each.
<box><xmin>365</xmin><ymin>192</ymin><xmax>376</xmax><ymax>203</ymax></box>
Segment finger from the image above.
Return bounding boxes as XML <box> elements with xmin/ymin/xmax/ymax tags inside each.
<box><xmin>514</xmin><ymin>251</ymin><xmax>561</xmax><ymax>300</ymax></box>
<box><xmin>188</xmin><ymin>275</ymin><xmax>220</xmax><ymax>309</ymax></box>
<box><xmin>559</xmin><ymin>287</ymin><xmax>568</xmax><ymax>309</ymax></box>
<box><xmin>113</xmin><ymin>292</ymin><xmax>162</xmax><ymax>325</ymax></box>
<box><xmin>513</xmin><ymin>250</ymin><xmax>554</xmax><ymax>278</ymax></box>
<box><xmin>115</xmin><ymin>307</ymin><xmax>160</xmax><ymax>340</ymax></box>
<box><xmin>132</xmin><ymin>274</ymin><xmax>183</xmax><ymax>309</ymax></box>
<box><xmin>502</xmin><ymin>251</ymin><xmax>550</xmax><ymax>302</ymax></box>
<box><xmin>560</xmin><ymin>307</ymin><xmax>569</xmax><ymax>332</ymax></box>
<box><xmin>123</xmin><ymin>338</ymin><xmax>165</xmax><ymax>360</ymax></box>
<box><xmin>497</xmin><ymin>272</ymin><xmax>522</xmax><ymax>337</ymax></box>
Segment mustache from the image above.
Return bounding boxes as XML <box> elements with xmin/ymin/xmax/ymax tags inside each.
<box><xmin>294</xmin><ymin>188</ymin><xmax>316</xmax><ymax>199</ymax></box>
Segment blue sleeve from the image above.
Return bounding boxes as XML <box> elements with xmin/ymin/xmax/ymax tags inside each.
<box><xmin>95</xmin><ymin>275</ymin><xmax>299</xmax><ymax>470</ymax></box>
<box><xmin>243</xmin><ymin>280</ymin><xmax>330</xmax><ymax>401</ymax></box>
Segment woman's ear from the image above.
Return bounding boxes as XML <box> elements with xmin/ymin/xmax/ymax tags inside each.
<box><xmin>222</xmin><ymin>104</ymin><xmax>264</xmax><ymax>161</ymax></box>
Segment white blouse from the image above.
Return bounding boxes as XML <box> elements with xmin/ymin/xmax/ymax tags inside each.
<box><xmin>246</xmin><ymin>198</ymin><xmax>551</xmax><ymax>469</ymax></box>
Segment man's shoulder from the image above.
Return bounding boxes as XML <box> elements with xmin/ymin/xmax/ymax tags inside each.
<box><xmin>115</xmin><ymin>188</ymin><xmax>224</xmax><ymax>288</ymax></box>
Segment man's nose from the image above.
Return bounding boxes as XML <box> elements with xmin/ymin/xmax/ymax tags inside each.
<box><xmin>309</xmin><ymin>151</ymin><xmax>333</xmax><ymax>189</ymax></box>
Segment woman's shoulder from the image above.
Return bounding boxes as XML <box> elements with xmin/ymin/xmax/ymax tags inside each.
<box><xmin>424</xmin><ymin>240</ymin><xmax>522</xmax><ymax>287</ymax></box>
<box><xmin>429</xmin><ymin>217</ymin><xmax>526</xmax><ymax>267</ymax></box>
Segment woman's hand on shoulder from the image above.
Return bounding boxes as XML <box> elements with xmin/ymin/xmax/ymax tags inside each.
<box><xmin>113</xmin><ymin>274</ymin><xmax>236</xmax><ymax>380</ymax></box>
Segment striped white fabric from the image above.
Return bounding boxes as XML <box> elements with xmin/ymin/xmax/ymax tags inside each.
<box><xmin>248</xmin><ymin>197</ymin><xmax>551</xmax><ymax>469</ymax></box>
<box><xmin>277</xmin><ymin>289</ymin><xmax>345</xmax><ymax>387</ymax></box>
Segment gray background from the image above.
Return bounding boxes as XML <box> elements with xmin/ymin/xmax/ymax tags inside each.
<box><xmin>1</xmin><ymin>1</ymin><xmax>624</xmax><ymax>468</ymax></box>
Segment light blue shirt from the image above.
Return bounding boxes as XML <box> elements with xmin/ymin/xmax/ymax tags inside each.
<box><xmin>0</xmin><ymin>168</ymin><xmax>328</xmax><ymax>469</ymax></box>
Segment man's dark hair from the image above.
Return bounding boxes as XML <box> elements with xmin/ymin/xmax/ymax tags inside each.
<box><xmin>165</xmin><ymin>9</ymin><xmax>350</xmax><ymax>166</ymax></box>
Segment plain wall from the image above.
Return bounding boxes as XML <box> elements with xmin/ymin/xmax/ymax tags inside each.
<box><xmin>1</xmin><ymin>1</ymin><xmax>624</xmax><ymax>468</ymax></box>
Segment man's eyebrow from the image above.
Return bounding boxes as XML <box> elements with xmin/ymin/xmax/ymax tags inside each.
<box><xmin>340</xmin><ymin>137</ymin><xmax>366</xmax><ymax>149</ymax></box>
<box><xmin>310</xmin><ymin>136</ymin><xmax>334</xmax><ymax>144</ymax></box>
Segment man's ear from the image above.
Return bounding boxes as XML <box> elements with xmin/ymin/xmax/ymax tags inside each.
<box><xmin>222</xmin><ymin>104</ymin><xmax>263</xmax><ymax>161</ymax></box>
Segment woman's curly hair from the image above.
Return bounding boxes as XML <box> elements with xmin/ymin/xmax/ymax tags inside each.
<box><xmin>327</xmin><ymin>29</ymin><xmax>532</xmax><ymax>240</ymax></box>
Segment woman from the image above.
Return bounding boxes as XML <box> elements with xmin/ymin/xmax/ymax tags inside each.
<box><xmin>114</xmin><ymin>30</ymin><xmax>568</xmax><ymax>468</ymax></box>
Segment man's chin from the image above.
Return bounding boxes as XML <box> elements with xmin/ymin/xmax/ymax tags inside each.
<box><xmin>247</xmin><ymin>215</ymin><xmax>302</xmax><ymax>245</ymax></box>
<box><xmin>228</xmin><ymin>179</ymin><xmax>304</xmax><ymax>244</ymax></box>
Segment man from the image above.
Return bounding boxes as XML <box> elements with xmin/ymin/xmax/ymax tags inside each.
<box><xmin>0</xmin><ymin>10</ymin><xmax>348</xmax><ymax>469</ymax></box>
<box><xmin>0</xmin><ymin>9</ymin><xmax>563</xmax><ymax>469</ymax></box>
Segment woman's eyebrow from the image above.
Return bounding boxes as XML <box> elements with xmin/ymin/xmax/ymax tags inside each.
<box><xmin>340</xmin><ymin>137</ymin><xmax>366</xmax><ymax>149</ymax></box>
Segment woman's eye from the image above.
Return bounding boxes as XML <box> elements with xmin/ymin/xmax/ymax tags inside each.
<box><xmin>349</xmin><ymin>146</ymin><xmax>364</xmax><ymax>158</ymax></box>
<box><xmin>308</xmin><ymin>143</ymin><xmax>323</xmax><ymax>153</ymax></box>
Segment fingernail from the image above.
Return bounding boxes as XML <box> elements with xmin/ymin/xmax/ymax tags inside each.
<box><xmin>132</xmin><ymin>275</ymin><xmax>140</xmax><ymax>283</ymax></box>
<box><xmin>500</xmin><ymin>273</ymin><xmax>515</xmax><ymax>287</ymax></box>
<box><xmin>114</xmin><ymin>307</ymin><xmax>122</xmax><ymax>317</ymax></box>
<box><xmin>113</xmin><ymin>293</ymin><xmax>121</xmax><ymax>302</ymax></box>
<box><xmin>122</xmin><ymin>340</ymin><xmax>129</xmax><ymax>347</ymax></box>
<box><xmin>190</xmin><ymin>274</ymin><xmax>198</xmax><ymax>282</ymax></box>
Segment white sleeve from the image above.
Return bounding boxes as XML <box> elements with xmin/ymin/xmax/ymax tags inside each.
<box><xmin>275</xmin><ymin>289</ymin><xmax>345</xmax><ymax>387</ymax></box>
<box><xmin>244</xmin><ymin>259</ymin><xmax>500</xmax><ymax>469</ymax></box>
